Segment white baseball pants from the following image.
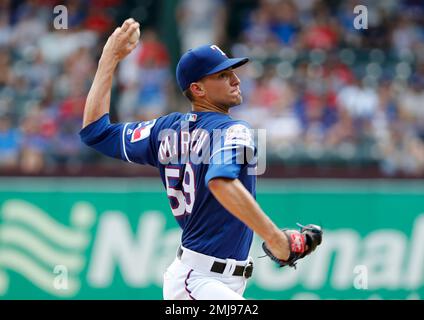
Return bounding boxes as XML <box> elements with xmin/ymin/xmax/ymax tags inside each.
<box><xmin>163</xmin><ymin>246</ymin><xmax>252</xmax><ymax>300</ymax></box>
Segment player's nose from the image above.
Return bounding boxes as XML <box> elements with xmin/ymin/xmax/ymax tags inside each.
<box><xmin>230</xmin><ymin>72</ymin><xmax>241</xmax><ymax>86</ymax></box>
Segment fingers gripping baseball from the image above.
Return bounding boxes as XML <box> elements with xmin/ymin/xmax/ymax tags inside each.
<box><xmin>120</xmin><ymin>18</ymin><xmax>133</xmax><ymax>32</ymax></box>
<box><xmin>102</xmin><ymin>18</ymin><xmax>140</xmax><ymax>62</ymax></box>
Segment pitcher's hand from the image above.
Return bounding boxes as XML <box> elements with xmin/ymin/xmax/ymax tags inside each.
<box><xmin>101</xmin><ymin>18</ymin><xmax>140</xmax><ymax>64</ymax></box>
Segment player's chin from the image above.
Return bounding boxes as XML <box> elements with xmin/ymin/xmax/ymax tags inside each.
<box><xmin>228</xmin><ymin>94</ymin><xmax>243</xmax><ymax>107</ymax></box>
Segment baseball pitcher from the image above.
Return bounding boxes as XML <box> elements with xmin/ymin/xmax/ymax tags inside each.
<box><xmin>80</xmin><ymin>19</ymin><xmax>322</xmax><ymax>300</ymax></box>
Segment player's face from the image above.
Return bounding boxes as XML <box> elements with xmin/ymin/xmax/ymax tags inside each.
<box><xmin>201</xmin><ymin>69</ymin><xmax>242</xmax><ymax>108</ymax></box>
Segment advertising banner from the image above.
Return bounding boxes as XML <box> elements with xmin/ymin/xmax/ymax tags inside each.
<box><xmin>0</xmin><ymin>179</ymin><xmax>423</xmax><ymax>299</ymax></box>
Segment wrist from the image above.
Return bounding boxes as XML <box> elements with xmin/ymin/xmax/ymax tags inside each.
<box><xmin>99</xmin><ymin>54</ymin><xmax>118</xmax><ymax>70</ymax></box>
<box><xmin>264</xmin><ymin>227</ymin><xmax>286</xmax><ymax>247</ymax></box>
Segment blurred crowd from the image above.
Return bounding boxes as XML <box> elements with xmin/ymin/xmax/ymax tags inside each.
<box><xmin>1</xmin><ymin>0</ymin><xmax>424</xmax><ymax>176</ymax></box>
<box><xmin>230</xmin><ymin>0</ymin><xmax>424</xmax><ymax>176</ymax></box>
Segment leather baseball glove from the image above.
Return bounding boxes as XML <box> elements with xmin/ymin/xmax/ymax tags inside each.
<box><xmin>262</xmin><ymin>223</ymin><xmax>323</xmax><ymax>269</ymax></box>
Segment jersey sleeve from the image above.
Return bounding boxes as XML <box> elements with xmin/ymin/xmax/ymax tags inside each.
<box><xmin>205</xmin><ymin>121</ymin><xmax>256</xmax><ymax>185</ymax></box>
<box><xmin>79</xmin><ymin>113</ymin><xmax>163</xmax><ymax>167</ymax></box>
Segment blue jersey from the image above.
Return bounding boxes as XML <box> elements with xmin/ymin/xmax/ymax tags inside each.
<box><xmin>80</xmin><ymin>111</ymin><xmax>256</xmax><ymax>260</ymax></box>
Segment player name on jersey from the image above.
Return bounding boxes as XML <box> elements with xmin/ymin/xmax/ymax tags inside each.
<box><xmin>158</xmin><ymin>127</ymin><xmax>208</xmax><ymax>164</ymax></box>
<box><xmin>158</xmin><ymin>125</ymin><xmax>255</xmax><ymax>166</ymax></box>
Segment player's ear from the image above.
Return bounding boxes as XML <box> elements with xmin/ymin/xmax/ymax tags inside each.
<box><xmin>190</xmin><ymin>82</ymin><xmax>205</xmax><ymax>98</ymax></box>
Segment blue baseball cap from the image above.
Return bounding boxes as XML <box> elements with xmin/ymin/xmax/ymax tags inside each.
<box><xmin>176</xmin><ymin>44</ymin><xmax>249</xmax><ymax>91</ymax></box>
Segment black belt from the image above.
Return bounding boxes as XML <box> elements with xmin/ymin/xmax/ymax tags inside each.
<box><xmin>177</xmin><ymin>246</ymin><xmax>253</xmax><ymax>279</ymax></box>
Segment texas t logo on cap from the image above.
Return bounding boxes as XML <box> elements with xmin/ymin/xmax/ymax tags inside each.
<box><xmin>210</xmin><ymin>45</ymin><xmax>227</xmax><ymax>56</ymax></box>
<box><xmin>176</xmin><ymin>44</ymin><xmax>249</xmax><ymax>91</ymax></box>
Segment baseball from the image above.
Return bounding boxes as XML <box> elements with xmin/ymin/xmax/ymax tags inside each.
<box><xmin>129</xmin><ymin>26</ymin><xmax>140</xmax><ymax>44</ymax></box>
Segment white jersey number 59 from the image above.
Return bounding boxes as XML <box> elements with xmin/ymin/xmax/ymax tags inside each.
<box><xmin>165</xmin><ymin>164</ymin><xmax>195</xmax><ymax>217</ymax></box>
